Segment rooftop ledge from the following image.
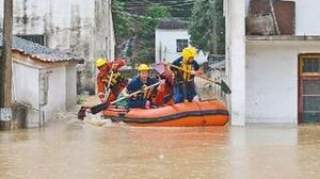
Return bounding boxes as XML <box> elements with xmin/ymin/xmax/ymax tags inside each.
<box><xmin>247</xmin><ymin>35</ymin><xmax>320</xmax><ymax>41</ymax></box>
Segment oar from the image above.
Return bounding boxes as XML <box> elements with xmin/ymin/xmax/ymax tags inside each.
<box><xmin>159</xmin><ymin>63</ymin><xmax>231</xmax><ymax>94</ymax></box>
<box><xmin>104</xmin><ymin>63</ymin><xmax>115</xmax><ymax>101</ymax></box>
<box><xmin>78</xmin><ymin>82</ymin><xmax>161</xmax><ymax>120</ymax></box>
<box><xmin>79</xmin><ymin>64</ymin><xmax>116</xmax><ymax>120</ymax></box>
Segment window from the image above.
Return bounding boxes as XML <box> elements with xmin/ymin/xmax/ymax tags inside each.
<box><xmin>299</xmin><ymin>54</ymin><xmax>320</xmax><ymax>123</ymax></box>
<box><xmin>302</xmin><ymin>80</ymin><xmax>320</xmax><ymax>122</ymax></box>
<box><xmin>176</xmin><ymin>39</ymin><xmax>188</xmax><ymax>52</ymax></box>
<box><xmin>303</xmin><ymin>58</ymin><xmax>320</xmax><ymax>73</ymax></box>
<box><xmin>16</xmin><ymin>34</ymin><xmax>47</xmax><ymax>46</ymax></box>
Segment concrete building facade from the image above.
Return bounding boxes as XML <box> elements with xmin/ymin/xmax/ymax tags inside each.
<box><xmin>1</xmin><ymin>35</ymin><xmax>83</xmax><ymax>128</ymax></box>
<box><xmin>0</xmin><ymin>0</ymin><xmax>115</xmax><ymax>92</ymax></box>
<box><xmin>226</xmin><ymin>0</ymin><xmax>320</xmax><ymax>125</ymax></box>
<box><xmin>155</xmin><ymin>20</ymin><xmax>208</xmax><ymax>64</ymax></box>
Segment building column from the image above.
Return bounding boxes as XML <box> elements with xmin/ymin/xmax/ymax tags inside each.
<box><xmin>226</xmin><ymin>0</ymin><xmax>246</xmax><ymax>126</ymax></box>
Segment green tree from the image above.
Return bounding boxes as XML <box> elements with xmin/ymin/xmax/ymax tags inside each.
<box><xmin>139</xmin><ymin>5</ymin><xmax>171</xmax><ymax>39</ymax></box>
<box><xmin>134</xmin><ymin>5</ymin><xmax>171</xmax><ymax>64</ymax></box>
<box><xmin>112</xmin><ymin>0</ymin><xmax>133</xmax><ymax>42</ymax></box>
<box><xmin>189</xmin><ymin>0</ymin><xmax>225</xmax><ymax>55</ymax></box>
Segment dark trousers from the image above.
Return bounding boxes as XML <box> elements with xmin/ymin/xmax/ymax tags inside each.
<box><xmin>173</xmin><ymin>81</ymin><xmax>196</xmax><ymax>103</ymax></box>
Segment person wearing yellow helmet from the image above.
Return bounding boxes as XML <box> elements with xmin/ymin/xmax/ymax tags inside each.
<box><xmin>126</xmin><ymin>64</ymin><xmax>159</xmax><ymax>109</ymax></box>
<box><xmin>181</xmin><ymin>47</ymin><xmax>198</xmax><ymax>63</ymax></box>
<box><xmin>96</xmin><ymin>58</ymin><xmax>107</xmax><ymax>68</ymax></box>
<box><xmin>171</xmin><ymin>46</ymin><xmax>203</xmax><ymax>103</ymax></box>
<box><xmin>96</xmin><ymin>57</ymin><xmax>127</xmax><ymax>103</ymax></box>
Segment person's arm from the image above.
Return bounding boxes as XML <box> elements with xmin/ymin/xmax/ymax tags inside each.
<box><xmin>191</xmin><ymin>61</ymin><xmax>203</xmax><ymax>76</ymax></box>
<box><xmin>127</xmin><ymin>78</ymin><xmax>149</xmax><ymax>108</ymax></box>
<box><xmin>97</xmin><ymin>73</ymin><xmax>106</xmax><ymax>102</ymax></box>
<box><xmin>161</xmin><ymin>69</ymin><xmax>174</xmax><ymax>86</ymax></box>
<box><xmin>170</xmin><ymin>58</ymin><xmax>181</xmax><ymax>72</ymax></box>
<box><xmin>113</xmin><ymin>58</ymin><xmax>126</xmax><ymax>70</ymax></box>
<box><xmin>193</xmin><ymin>60</ymin><xmax>200</xmax><ymax>71</ymax></box>
<box><xmin>150</xmin><ymin>77</ymin><xmax>159</xmax><ymax>85</ymax></box>
<box><xmin>126</xmin><ymin>80</ymin><xmax>135</xmax><ymax>94</ymax></box>
<box><xmin>126</xmin><ymin>77</ymin><xmax>141</xmax><ymax>96</ymax></box>
<box><xmin>154</xmin><ymin>80</ymin><xmax>166</xmax><ymax>106</ymax></box>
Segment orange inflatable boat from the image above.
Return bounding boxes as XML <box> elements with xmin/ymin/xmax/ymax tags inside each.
<box><xmin>103</xmin><ymin>100</ymin><xmax>229</xmax><ymax>127</ymax></box>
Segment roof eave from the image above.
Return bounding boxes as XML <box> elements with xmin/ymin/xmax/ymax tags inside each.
<box><xmin>247</xmin><ymin>35</ymin><xmax>320</xmax><ymax>41</ymax></box>
<box><xmin>12</xmin><ymin>48</ymin><xmax>84</xmax><ymax>64</ymax></box>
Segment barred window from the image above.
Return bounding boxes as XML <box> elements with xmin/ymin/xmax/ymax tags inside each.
<box><xmin>300</xmin><ymin>54</ymin><xmax>320</xmax><ymax>123</ymax></box>
<box><xmin>176</xmin><ymin>39</ymin><xmax>188</xmax><ymax>52</ymax></box>
<box><xmin>17</xmin><ymin>34</ymin><xmax>47</xmax><ymax>46</ymax></box>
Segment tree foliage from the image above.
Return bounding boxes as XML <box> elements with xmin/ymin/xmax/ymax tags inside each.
<box><xmin>112</xmin><ymin>0</ymin><xmax>134</xmax><ymax>42</ymax></box>
<box><xmin>133</xmin><ymin>5</ymin><xmax>171</xmax><ymax>65</ymax></box>
<box><xmin>139</xmin><ymin>5</ymin><xmax>171</xmax><ymax>39</ymax></box>
<box><xmin>189</xmin><ymin>0</ymin><xmax>225</xmax><ymax>54</ymax></box>
<box><xmin>112</xmin><ymin>1</ymin><xmax>171</xmax><ymax>65</ymax></box>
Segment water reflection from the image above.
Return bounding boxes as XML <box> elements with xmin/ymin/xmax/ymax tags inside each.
<box><xmin>228</xmin><ymin>125</ymin><xmax>299</xmax><ymax>179</ymax></box>
<box><xmin>1</xmin><ymin>119</ymin><xmax>320</xmax><ymax>179</ymax></box>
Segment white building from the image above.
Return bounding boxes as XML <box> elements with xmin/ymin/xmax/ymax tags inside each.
<box><xmin>0</xmin><ymin>0</ymin><xmax>115</xmax><ymax>91</ymax></box>
<box><xmin>155</xmin><ymin>19</ymin><xmax>208</xmax><ymax>64</ymax></box>
<box><xmin>1</xmin><ymin>35</ymin><xmax>83</xmax><ymax>128</ymax></box>
<box><xmin>226</xmin><ymin>0</ymin><xmax>320</xmax><ymax>125</ymax></box>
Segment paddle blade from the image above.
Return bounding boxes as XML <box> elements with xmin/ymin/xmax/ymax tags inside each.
<box><xmin>77</xmin><ymin>106</ymin><xmax>88</xmax><ymax>120</ymax></box>
<box><xmin>90</xmin><ymin>101</ymin><xmax>110</xmax><ymax>114</ymax></box>
<box><xmin>221</xmin><ymin>80</ymin><xmax>231</xmax><ymax>94</ymax></box>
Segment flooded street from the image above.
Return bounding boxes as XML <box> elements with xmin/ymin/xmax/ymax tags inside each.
<box><xmin>1</xmin><ymin>115</ymin><xmax>320</xmax><ymax>179</ymax></box>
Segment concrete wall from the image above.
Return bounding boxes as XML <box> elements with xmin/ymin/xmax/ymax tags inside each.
<box><xmin>227</xmin><ymin>0</ymin><xmax>320</xmax><ymax>125</ymax></box>
<box><xmin>95</xmin><ymin>0</ymin><xmax>115</xmax><ymax>60</ymax></box>
<box><xmin>42</xmin><ymin>66</ymin><xmax>66</xmax><ymax>121</ymax></box>
<box><xmin>155</xmin><ymin>29</ymin><xmax>208</xmax><ymax>64</ymax></box>
<box><xmin>13</xmin><ymin>61</ymin><xmax>77</xmax><ymax>126</ymax></box>
<box><xmin>65</xmin><ymin>64</ymin><xmax>77</xmax><ymax>110</ymax></box>
<box><xmin>0</xmin><ymin>0</ymin><xmax>115</xmax><ymax>91</ymax></box>
<box><xmin>225</xmin><ymin>0</ymin><xmax>247</xmax><ymax>126</ymax></box>
<box><xmin>12</xmin><ymin>62</ymin><xmax>41</xmax><ymax>128</ymax></box>
<box><xmin>12</xmin><ymin>51</ymin><xmax>78</xmax><ymax>127</ymax></box>
<box><xmin>246</xmin><ymin>40</ymin><xmax>320</xmax><ymax>124</ymax></box>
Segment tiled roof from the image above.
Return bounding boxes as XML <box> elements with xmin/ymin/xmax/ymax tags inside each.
<box><xmin>0</xmin><ymin>34</ymin><xmax>84</xmax><ymax>63</ymax></box>
<box><xmin>157</xmin><ymin>19</ymin><xmax>188</xmax><ymax>30</ymax></box>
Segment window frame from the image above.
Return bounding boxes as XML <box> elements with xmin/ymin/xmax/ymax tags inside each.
<box><xmin>298</xmin><ymin>54</ymin><xmax>320</xmax><ymax>123</ymax></box>
<box><xmin>16</xmin><ymin>34</ymin><xmax>47</xmax><ymax>46</ymax></box>
<box><xmin>299</xmin><ymin>54</ymin><xmax>320</xmax><ymax>76</ymax></box>
<box><xmin>176</xmin><ymin>39</ymin><xmax>189</xmax><ymax>52</ymax></box>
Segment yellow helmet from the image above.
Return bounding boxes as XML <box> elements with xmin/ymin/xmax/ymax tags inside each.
<box><xmin>182</xmin><ymin>47</ymin><xmax>198</xmax><ymax>60</ymax></box>
<box><xmin>96</xmin><ymin>58</ymin><xmax>107</xmax><ymax>68</ymax></box>
<box><xmin>137</xmin><ymin>64</ymin><xmax>151</xmax><ymax>72</ymax></box>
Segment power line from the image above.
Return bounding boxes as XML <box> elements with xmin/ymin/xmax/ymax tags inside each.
<box><xmin>126</xmin><ymin>0</ymin><xmax>196</xmax><ymax>7</ymax></box>
<box><xmin>113</xmin><ymin>10</ymin><xmax>169</xmax><ymax>20</ymax></box>
<box><xmin>113</xmin><ymin>0</ymin><xmax>198</xmax><ymax>20</ymax></box>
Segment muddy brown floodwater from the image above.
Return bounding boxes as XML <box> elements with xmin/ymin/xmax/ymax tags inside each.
<box><xmin>1</xmin><ymin>114</ymin><xmax>320</xmax><ymax>179</ymax></box>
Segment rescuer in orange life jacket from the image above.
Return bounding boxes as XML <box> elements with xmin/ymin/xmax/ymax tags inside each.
<box><xmin>96</xmin><ymin>57</ymin><xmax>127</xmax><ymax>103</ymax></box>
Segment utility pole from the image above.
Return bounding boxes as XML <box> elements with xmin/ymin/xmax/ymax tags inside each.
<box><xmin>0</xmin><ymin>0</ymin><xmax>13</xmax><ymax>128</ymax></box>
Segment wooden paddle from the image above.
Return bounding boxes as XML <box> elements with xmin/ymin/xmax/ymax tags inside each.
<box><xmin>78</xmin><ymin>82</ymin><xmax>161</xmax><ymax>120</ymax></box>
<box><xmin>104</xmin><ymin>63</ymin><xmax>115</xmax><ymax>101</ymax></box>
